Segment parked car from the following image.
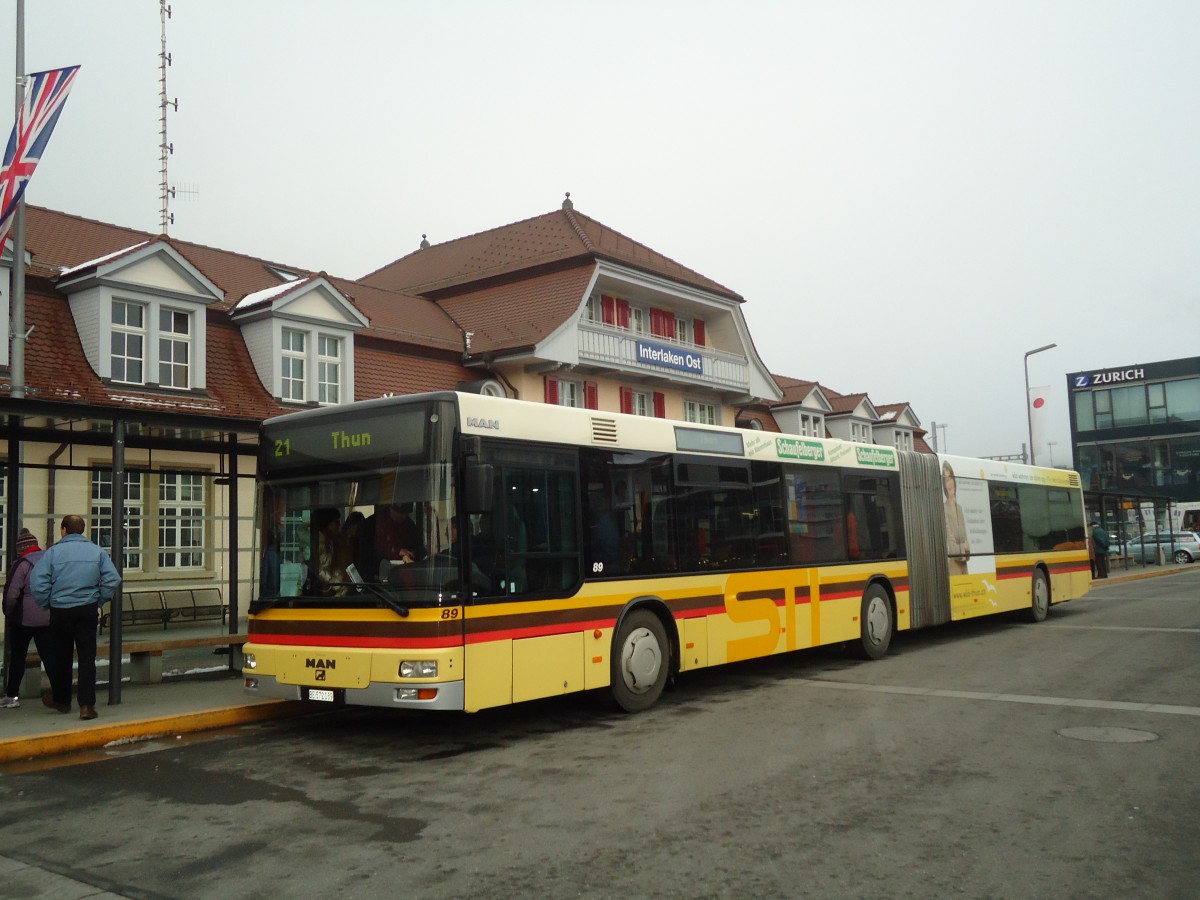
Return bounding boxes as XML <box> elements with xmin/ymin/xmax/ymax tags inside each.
<box><xmin>1116</xmin><ymin>532</ymin><xmax>1200</xmax><ymax>564</ymax></box>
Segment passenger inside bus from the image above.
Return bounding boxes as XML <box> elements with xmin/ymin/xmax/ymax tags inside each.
<box><xmin>331</xmin><ymin>510</ymin><xmax>368</xmax><ymax>594</ymax></box>
<box><xmin>306</xmin><ymin>507</ymin><xmax>341</xmax><ymax>596</ymax></box>
<box><xmin>368</xmin><ymin>503</ymin><xmax>425</xmax><ymax>578</ymax></box>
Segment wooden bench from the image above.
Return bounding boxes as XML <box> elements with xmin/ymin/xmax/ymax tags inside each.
<box><xmin>100</xmin><ymin>633</ymin><xmax>247</xmax><ymax>683</ymax></box>
<box><xmin>20</xmin><ymin>633</ymin><xmax>248</xmax><ymax>691</ymax></box>
<box><xmin>99</xmin><ymin>587</ymin><xmax>228</xmax><ymax>634</ymax></box>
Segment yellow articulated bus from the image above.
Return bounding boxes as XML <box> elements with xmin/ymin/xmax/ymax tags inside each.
<box><xmin>243</xmin><ymin>392</ymin><xmax>1091</xmax><ymax>713</ymax></box>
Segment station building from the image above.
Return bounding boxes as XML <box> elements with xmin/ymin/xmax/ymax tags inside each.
<box><xmin>1</xmin><ymin>196</ymin><xmax>931</xmax><ymax>624</ymax></box>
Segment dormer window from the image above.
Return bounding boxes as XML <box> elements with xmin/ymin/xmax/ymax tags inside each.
<box><xmin>281</xmin><ymin>329</ymin><xmax>306</xmax><ymax>401</ymax></box>
<box><xmin>317</xmin><ymin>335</ymin><xmax>341</xmax><ymax>404</ymax></box>
<box><xmin>159</xmin><ymin>308</ymin><xmax>191</xmax><ymax>388</ymax></box>
<box><xmin>267</xmin><ymin>265</ymin><xmax>301</xmax><ymax>282</ymax></box>
<box><xmin>59</xmin><ymin>241</ymin><xmax>222</xmax><ymax>392</ymax></box>
<box><xmin>111</xmin><ymin>300</ymin><xmax>146</xmax><ymax>384</ymax></box>
<box><xmin>232</xmin><ymin>275</ymin><xmax>366</xmax><ymax>407</ymax></box>
<box><xmin>107</xmin><ymin>298</ymin><xmax>196</xmax><ymax>389</ymax></box>
<box><xmin>277</xmin><ymin>327</ymin><xmax>344</xmax><ymax>405</ymax></box>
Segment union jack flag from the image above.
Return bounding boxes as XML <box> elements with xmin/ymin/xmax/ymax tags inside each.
<box><xmin>0</xmin><ymin>65</ymin><xmax>80</xmax><ymax>250</ymax></box>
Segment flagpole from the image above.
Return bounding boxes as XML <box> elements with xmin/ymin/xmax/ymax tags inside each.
<box><xmin>12</xmin><ymin>0</ymin><xmax>26</xmax><ymax>399</ymax></box>
<box><xmin>3</xmin><ymin>0</ymin><xmax>24</xmax><ymax>708</ymax></box>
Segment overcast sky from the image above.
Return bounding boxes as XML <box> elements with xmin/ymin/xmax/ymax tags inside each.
<box><xmin>6</xmin><ymin>1</ymin><xmax>1199</xmax><ymax>463</ymax></box>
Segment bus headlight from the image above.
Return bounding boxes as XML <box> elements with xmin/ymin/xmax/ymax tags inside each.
<box><xmin>243</xmin><ymin>652</ymin><xmax>257</xmax><ymax>670</ymax></box>
<box><xmin>400</xmin><ymin>660</ymin><xmax>438</xmax><ymax>678</ymax></box>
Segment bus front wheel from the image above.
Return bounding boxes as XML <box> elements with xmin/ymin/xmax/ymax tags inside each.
<box><xmin>1027</xmin><ymin>570</ymin><xmax>1050</xmax><ymax>623</ymax></box>
<box><xmin>851</xmin><ymin>584</ymin><xmax>893</xmax><ymax>660</ymax></box>
<box><xmin>611</xmin><ymin>610</ymin><xmax>669</xmax><ymax>713</ymax></box>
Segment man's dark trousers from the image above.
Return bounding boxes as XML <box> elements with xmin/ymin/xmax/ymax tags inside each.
<box><xmin>47</xmin><ymin>602</ymin><xmax>99</xmax><ymax>707</ymax></box>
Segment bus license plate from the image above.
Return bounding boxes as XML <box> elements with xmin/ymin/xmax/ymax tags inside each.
<box><xmin>307</xmin><ymin>688</ymin><xmax>335</xmax><ymax>702</ymax></box>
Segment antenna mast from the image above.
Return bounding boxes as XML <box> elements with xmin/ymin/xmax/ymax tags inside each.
<box><xmin>159</xmin><ymin>0</ymin><xmax>176</xmax><ymax>233</ymax></box>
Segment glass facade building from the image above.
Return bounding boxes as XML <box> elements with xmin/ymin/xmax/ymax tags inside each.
<box><xmin>1068</xmin><ymin>356</ymin><xmax>1200</xmax><ymax>529</ymax></box>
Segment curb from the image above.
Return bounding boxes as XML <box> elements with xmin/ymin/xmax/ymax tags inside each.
<box><xmin>0</xmin><ymin>700</ymin><xmax>310</xmax><ymax>764</ymax></box>
<box><xmin>1093</xmin><ymin>565</ymin><xmax>1195</xmax><ymax>586</ymax></box>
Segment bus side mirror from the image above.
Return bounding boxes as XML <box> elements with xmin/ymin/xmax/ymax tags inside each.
<box><xmin>465</xmin><ymin>462</ymin><xmax>494</xmax><ymax>514</ymax></box>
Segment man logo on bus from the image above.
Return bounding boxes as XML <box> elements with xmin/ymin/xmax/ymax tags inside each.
<box><xmin>306</xmin><ymin>658</ymin><xmax>336</xmax><ymax>669</ymax></box>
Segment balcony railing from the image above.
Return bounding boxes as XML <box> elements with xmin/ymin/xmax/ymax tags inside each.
<box><xmin>578</xmin><ymin>321</ymin><xmax>749</xmax><ymax>391</ymax></box>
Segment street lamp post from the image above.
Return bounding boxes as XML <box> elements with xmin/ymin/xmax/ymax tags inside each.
<box><xmin>1024</xmin><ymin>342</ymin><xmax>1058</xmax><ymax>465</ymax></box>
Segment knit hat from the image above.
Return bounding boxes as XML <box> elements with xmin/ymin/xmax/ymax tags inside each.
<box><xmin>15</xmin><ymin>528</ymin><xmax>38</xmax><ymax>553</ymax></box>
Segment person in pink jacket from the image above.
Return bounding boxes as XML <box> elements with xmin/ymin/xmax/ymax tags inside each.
<box><xmin>1</xmin><ymin>528</ymin><xmax>54</xmax><ymax>708</ymax></box>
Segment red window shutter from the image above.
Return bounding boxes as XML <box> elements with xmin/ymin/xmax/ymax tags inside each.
<box><xmin>544</xmin><ymin>376</ymin><xmax>559</xmax><ymax>405</ymax></box>
<box><xmin>650</xmin><ymin>309</ymin><xmax>675</xmax><ymax>340</ymax></box>
<box><xmin>692</xmin><ymin>318</ymin><xmax>705</xmax><ymax>346</ymax></box>
<box><xmin>653</xmin><ymin>392</ymin><xmax>666</xmax><ymax>418</ymax></box>
<box><xmin>600</xmin><ymin>294</ymin><xmax>616</xmax><ymax>325</ymax></box>
<box><xmin>649</xmin><ymin>308</ymin><xmax>664</xmax><ymax>337</ymax></box>
<box><xmin>584</xmin><ymin>381</ymin><xmax>599</xmax><ymax>410</ymax></box>
<box><xmin>617</xmin><ymin>299</ymin><xmax>630</xmax><ymax>329</ymax></box>
<box><xmin>620</xmin><ymin>386</ymin><xmax>633</xmax><ymax>414</ymax></box>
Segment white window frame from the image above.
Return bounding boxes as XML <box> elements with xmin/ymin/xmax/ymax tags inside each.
<box><xmin>676</xmin><ymin>317</ymin><xmax>691</xmax><ymax>345</ymax></box>
<box><xmin>631</xmin><ymin>390</ymin><xmax>651</xmax><ymax>417</ymax></box>
<box><xmin>317</xmin><ymin>334</ymin><xmax>341</xmax><ymax>405</ymax></box>
<box><xmin>158</xmin><ymin>307</ymin><xmax>191</xmax><ymax>389</ymax></box>
<box><xmin>630</xmin><ymin>307</ymin><xmax>647</xmax><ymax>335</ymax></box>
<box><xmin>684</xmin><ymin>399</ymin><xmax>719</xmax><ymax>426</ymax></box>
<box><xmin>91</xmin><ymin>469</ymin><xmax>145</xmax><ymax>571</ymax></box>
<box><xmin>111</xmin><ymin>300</ymin><xmax>146</xmax><ymax>385</ymax></box>
<box><xmin>281</xmin><ymin>328</ymin><xmax>307</xmax><ymax>402</ymax></box>
<box><xmin>557</xmin><ymin>379</ymin><xmax>584</xmax><ymax>408</ymax></box>
<box><xmin>158</xmin><ymin>471</ymin><xmax>207</xmax><ymax>569</ymax></box>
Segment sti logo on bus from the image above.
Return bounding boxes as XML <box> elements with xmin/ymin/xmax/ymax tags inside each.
<box><xmin>1073</xmin><ymin>368</ymin><xmax>1145</xmax><ymax>389</ymax></box>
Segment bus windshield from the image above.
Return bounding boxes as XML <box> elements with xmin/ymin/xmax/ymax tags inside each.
<box><xmin>254</xmin><ymin>397</ymin><xmax>460</xmax><ymax>611</ymax></box>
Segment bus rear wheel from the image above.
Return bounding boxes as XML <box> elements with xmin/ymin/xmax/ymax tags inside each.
<box><xmin>611</xmin><ymin>610</ymin><xmax>669</xmax><ymax>713</ymax></box>
<box><xmin>851</xmin><ymin>584</ymin><xmax>893</xmax><ymax>660</ymax></box>
<box><xmin>1027</xmin><ymin>569</ymin><xmax>1050</xmax><ymax>623</ymax></box>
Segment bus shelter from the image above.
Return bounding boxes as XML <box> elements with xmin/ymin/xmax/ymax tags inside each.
<box><xmin>1085</xmin><ymin>487</ymin><xmax>1178</xmax><ymax>571</ymax></box>
<box><xmin>0</xmin><ymin>398</ymin><xmax>260</xmax><ymax>705</ymax></box>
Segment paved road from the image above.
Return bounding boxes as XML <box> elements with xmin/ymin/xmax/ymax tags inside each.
<box><xmin>1</xmin><ymin>570</ymin><xmax>1197</xmax><ymax>899</ymax></box>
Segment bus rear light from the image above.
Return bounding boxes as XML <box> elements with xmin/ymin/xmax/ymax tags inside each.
<box><xmin>244</xmin><ymin>677</ymin><xmax>259</xmax><ymax>690</ymax></box>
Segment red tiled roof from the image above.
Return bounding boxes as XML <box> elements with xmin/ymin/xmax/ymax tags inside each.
<box><xmin>770</xmin><ymin>375</ymin><xmax>821</xmax><ymax>407</ymax></box>
<box><xmin>827</xmin><ymin>392</ymin><xmax>870</xmax><ymax>415</ymax></box>
<box><xmin>7</xmin><ymin>207</ymin><xmax>469</xmax><ymax>422</ymax></box>
<box><xmin>23</xmin><ymin>207</ymin><xmax>464</xmax><ymax>350</ymax></box>
<box><xmin>17</xmin><ymin>290</ymin><xmax>286</xmax><ymax>421</ymax></box>
<box><xmin>434</xmin><ymin>266</ymin><xmax>596</xmax><ymax>356</ymax></box>
<box><xmin>353</xmin><ymin>346</ymin><xmax>477</xmax><ymax>401</ymax></box>
<box><xmin>735</xmin><ymin>409</ymin><xmax>782</xmax><ymax>432</ymax></box>
<box><xmin>362</xmin><ymin>206</ymin><xmax>742</xmax><ymax>303</ymax></box>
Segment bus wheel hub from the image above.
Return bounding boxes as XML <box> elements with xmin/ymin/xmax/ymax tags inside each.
<box><xmin>622</xmin><ymin>627</ymin><xmax>662</xmax><ymax>693</ymax></box>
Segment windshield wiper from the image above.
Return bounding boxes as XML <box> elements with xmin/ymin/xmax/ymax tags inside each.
<box><xmin>327</xmin><ymin>580</ymin><xmax>410</xmax><ymax>618</ymax></box>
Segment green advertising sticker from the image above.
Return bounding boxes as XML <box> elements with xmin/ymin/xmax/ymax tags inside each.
<box><xmin>776</xmin><ymin>438</ymin><xmax>826</xmax><ymax>462</ymax></box>
<box><xmin>855</xmin><ymin>446</ymin><xmax>897</xmax><ymax>468</ymax></box>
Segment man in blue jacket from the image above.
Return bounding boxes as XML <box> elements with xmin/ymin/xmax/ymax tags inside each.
<box><xmin>31</xmin><ymin>514</ymin><xmax>122</xmax><ymax>720</ymax></box>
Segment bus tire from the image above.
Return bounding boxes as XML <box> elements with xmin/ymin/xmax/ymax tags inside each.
<box><xmin>1027</xmin><ymin>569</ymin><xmax>1050</xmax><ymax>623</ymax></box>
<box><xmin>611</xmin><ymin>610</ymin><xmax>669</xmax><ymax>713</ymax></box>
<box><xmin>851</xmin><ymin>584</ymin><xmax>893</xmax><ymax>660</ymax></box>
